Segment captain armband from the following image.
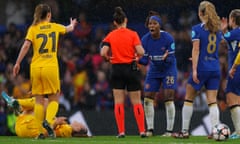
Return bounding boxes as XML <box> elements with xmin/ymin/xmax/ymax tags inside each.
<box><xmin>234</xmin><ymin>53</ymin><xmax>240</xmax><ymax>65</ymax></box>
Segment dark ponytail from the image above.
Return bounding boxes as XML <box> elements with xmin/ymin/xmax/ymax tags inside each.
<box><xmin>113</xmin><ymin>6</ymin><xmax>126</xmax><ymax>25</ymax></box>
<box><xmin>230</xmin><ymin>9</ymin><xmax>240</xmax><ymax>26</ymax></box>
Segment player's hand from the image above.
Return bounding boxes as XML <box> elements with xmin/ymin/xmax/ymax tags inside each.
<box><xmin>163</xmin><ymin>50</ymin><xmax>169</xmax><ymax>60</ymax></box>
<box><xmin>27</xmin><ymin>91</ymin><xmax>32</xmax><ymax>96</ymax></box>
<box><xmin>221</xmin><ymin>17</ymin><xmax>228</xmax><ymax>32</ymax></box>
<box><xmin>53</xmin><ymin>117</ymin><xmax>67</xmax><ymax>128</ymax></box>
<box><xmin>13</xmin><ymin>63</ymin><xmax>20</xmax><ymax>77</ymax></box>
<box><xmin>70</xmin><ymin>17</ymin><xmax>78</xmax><ymax>28</ymax></box>
<box><xmin>229</xmin><ymin>67</ymin><xmax>236</xmax><ymax>79</ymax></box>
<box><xmin>193</xmin><ymin>70</ymin><xmax>200</xmax><ymax>84</ymax></box>
<box><xmin>52</xmin><ymin>117</ymin><xmax>66</xmax><ymax>129</ymax></box>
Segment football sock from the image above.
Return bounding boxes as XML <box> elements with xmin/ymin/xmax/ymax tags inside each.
<box><xmin>46</xmin><ymin>101</ymin><xmax>59</xmax><ymax>126</ymax></box>
<box><xmin>114</xmin><ymin>104</ymin><xmax>125</xmax><ymax>134</ymax></box>
<box><xmin>182</xmin><ymin>100</ymin><xmax>193</xmax><ymax>131</ymax></box>
<box><xmin>133</xmin><ymin>103</ymin><xmax>146</xmax><ymax>133</ymax></box>
<box><xmin>230</xmin><ymin>105</ymin><xmax>240</xmax><ymax>133</ymax></box>
<box><xmin>144</xmin><ymin>98</ymin><xmax>154</xmax><ymax>130</ymax></box>
<box><xmin>34</xmin><ymin>103</ymin><xmax>45</xmax><ymax>123</ymax></box>
<box><xmin>165</xmin><ymin>100</ymin><xmax>175</xmax><ymax>132</ymax></box>
<box><xmin>18</xmin><ymin>97</ymin><xmax>35</xmax><ymax>110</ymax></box>
<box><xmin>208</xmin><ymin>103</ymin><xmax>220</xmax><ymax>129</ymax></box>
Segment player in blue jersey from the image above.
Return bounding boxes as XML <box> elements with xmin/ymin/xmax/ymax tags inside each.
<box><xmin>138</xmin><ymin>10</ymin><xmax>177</xmax><ymax>136</ymax></box>
<box><xmin>221</xmin><ymin>9</ymin><xmax>240</xmax><ymax>139</ymax></box>
<box><xmin>174</xmin><ymin>1</ymin><xmax>222</xmax><ymax>138</ymax></box>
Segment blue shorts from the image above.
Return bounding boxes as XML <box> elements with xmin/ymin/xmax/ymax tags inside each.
<box><xmin>225</xmin><ymin>71</ymin><xmax>240</xmax><ymax>95</ymax></box>
<box><xmin>188</xmin><ymin>71</ymin><xmax>220</xmax><ymax>91</ymax></box>
<box><xmin>144</xmin><ymin>72</ymin><xmax>177</xmax><ymax>92</ymax></box>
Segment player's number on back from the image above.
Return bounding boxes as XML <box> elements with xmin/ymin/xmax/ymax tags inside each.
<box><xmin>207</xmin><ymin>34</ymin><xmax>216</xmax><ymax>54</ymax></box>
<box><xmin>37</xmin><ymin>32</ymin><xmax>56</xmax><ymax>54</ymax></box>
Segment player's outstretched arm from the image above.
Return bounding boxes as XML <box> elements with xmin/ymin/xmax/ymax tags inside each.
<box><xmin>66</xmin><ymin>17</ymin><xmax>78</xmax><ymax>33</ymax></box>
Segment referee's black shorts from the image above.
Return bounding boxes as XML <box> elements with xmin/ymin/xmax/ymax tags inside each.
<box><xmin>110</xmin><ymin>63</ymin><xmax>142</xmax><ymax>91</ymax></box>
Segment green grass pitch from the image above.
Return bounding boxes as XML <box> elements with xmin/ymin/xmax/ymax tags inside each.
<box><xmin>0</xmin><ymin>136</ymin><xmax>240</xmax><ymax>144</ymax></box>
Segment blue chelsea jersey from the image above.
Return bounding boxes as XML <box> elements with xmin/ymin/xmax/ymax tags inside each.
<box><xmin>223</xmin><ymin>27</ymin><xmax>240</xmax><ymax>70</ymax></box>
<box><xmin>139</xmin><ymin>30</ymin><xmax>177</xmax><ymax>78</ymax></box>
<box><xmin>192</xmin><ymin>23</ymin><xmax>222</xmax><ymax>71</ymax></box>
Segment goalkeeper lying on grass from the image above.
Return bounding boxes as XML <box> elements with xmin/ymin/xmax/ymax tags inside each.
<box><xmin>1</xmin><ymin>91</ymin><xmax>87</xmax><ymax>138</ymax></box>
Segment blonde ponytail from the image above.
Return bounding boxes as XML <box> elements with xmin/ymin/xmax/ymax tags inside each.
<box><xmin>199</xmin><ymin>1</ymin><xmax>220</xmax><ymax>33</ymax></box>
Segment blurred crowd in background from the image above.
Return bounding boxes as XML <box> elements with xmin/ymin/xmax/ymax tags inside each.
<box><xmin>0</xmin><ymin>0</ymin><xmax>237</xmax><ymax>135</ymax></box>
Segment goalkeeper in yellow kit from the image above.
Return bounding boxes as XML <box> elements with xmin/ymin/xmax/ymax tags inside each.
<box><xmin>12</xmin><ymin>3</ymin><xmax>77</xmax><ymax>138</ymax></box>
<box><xmin>2</xmin><ymin>91</ymin><xmax>88</xmax><ymax>138</ymax></box>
